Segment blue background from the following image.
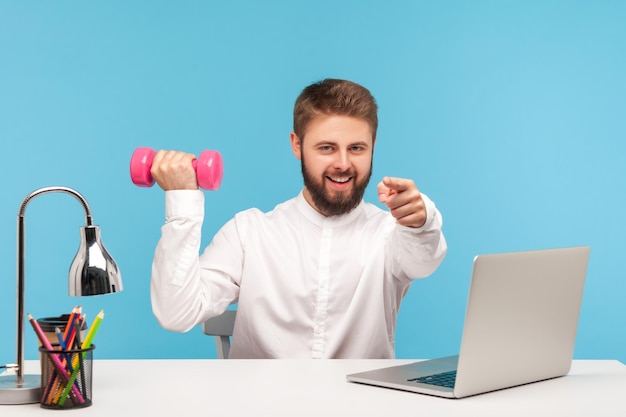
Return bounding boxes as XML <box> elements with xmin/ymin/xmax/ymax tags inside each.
<box><xmin>1</xmin><ymin>1</ymin><xmax>624</xmax><ymax>363</ymax></box>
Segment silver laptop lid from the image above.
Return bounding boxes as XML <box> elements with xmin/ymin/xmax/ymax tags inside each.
<box><xmin>453</xmin><ymin>246</ymin><xmax>590</xmax><ymax>398</ymax></box>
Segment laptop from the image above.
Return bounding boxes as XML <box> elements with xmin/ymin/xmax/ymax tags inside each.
<box><xmin>347</xmin><ymin>246</ymin><xmax>590</xmax><ymax>398</ymax></box>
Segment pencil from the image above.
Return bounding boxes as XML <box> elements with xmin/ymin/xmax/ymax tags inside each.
<box><xmin>55</xmin><ymin>326</ymin><xmax>73</xmax><ymax>373</ymax></box>
<box><xmin>55</xmin><ymin>327</ymin><xmax>65</xmax><ymax>349</ymax></box>
<box><xmin>81</xmin><ymin>310</ymin><xmax>104</xmax><ymax>349</ymax></box>
<box><xmin>55</xmin><ymin>326</ymin><xmax>73</xmax><ymax>366</ymax></box>
<box><xmin>64</xmin><ymin>306</ymin><xmax>82</xmax><ymax>349</ymax></box>
<box><xmin>74</xmin><ymin>315</ymin><xmax>88</xmax><ymax>395</ymax></box>
<box><xmin>62</xmin><ymin>306</ymin><xmax>78</xmax><ymax>341</ymax></box>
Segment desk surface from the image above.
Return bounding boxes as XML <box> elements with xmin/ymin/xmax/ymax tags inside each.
<box><xmin>3</xmin><ymin>359</ymin><xmax>626</xmax><ymax>416</ymax></box>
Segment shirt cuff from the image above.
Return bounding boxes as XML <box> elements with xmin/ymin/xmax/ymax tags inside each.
<box><xmin>165</xmin><ymin>190</ymin><xmax>204</xmax><ymax>220</ymax></box>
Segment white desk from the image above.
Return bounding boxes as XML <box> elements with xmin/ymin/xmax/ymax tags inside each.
<box><xmin>3</xmin><ymin>359</ymin><xmax>625</xmax><ymax>416</ymax></box>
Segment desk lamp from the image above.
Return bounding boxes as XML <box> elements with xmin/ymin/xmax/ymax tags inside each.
<box><xmin>0</xmin><ymin>186</ymin><xmax>123</xmax><ymax>404</ymax></box>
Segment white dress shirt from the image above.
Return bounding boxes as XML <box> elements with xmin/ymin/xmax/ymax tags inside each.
<box><xmin>151</xmin><ymin>190</ymin><xmax>447</xmax><ymax>358</ymax></box>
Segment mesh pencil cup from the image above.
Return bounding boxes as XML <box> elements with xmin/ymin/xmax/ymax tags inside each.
<box><xmin>38</xmin><ymin>344</ymin><xmax>95</xmax><ymax>409</ymax></box>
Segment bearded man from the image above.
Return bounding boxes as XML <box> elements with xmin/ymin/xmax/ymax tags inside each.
<box><xmin>149</xmin><ymin>79</ymin><xmax>447</xmax><ymax>359</ymax></box>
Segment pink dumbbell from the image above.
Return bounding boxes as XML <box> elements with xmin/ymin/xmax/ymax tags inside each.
<box><xmin>130</xmin><ymin>147</ymin><xmax>224</xmax><ymax>190</ymax></box>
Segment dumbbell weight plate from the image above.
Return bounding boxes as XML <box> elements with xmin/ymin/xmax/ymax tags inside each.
<box><xmin>130</xmin><ymin>147</ymin><xmax>156</xmax><ymax>187</ymax></box>
<box><xmin>196</xmin><ymin>150</ymin><xmax>224</xmax><ymax>191</ymax></box>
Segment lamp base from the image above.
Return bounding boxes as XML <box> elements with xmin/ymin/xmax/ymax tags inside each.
<box><xmin>0</xmin><ymin>374</ymin><xmax>41</xmax><ymax>404</ymax></box>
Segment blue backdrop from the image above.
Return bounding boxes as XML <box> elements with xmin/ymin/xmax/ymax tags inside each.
<box><xmin>1</xmin><ymin>1</ymin><xmax>624</xmax><ymax>363</ymax></box>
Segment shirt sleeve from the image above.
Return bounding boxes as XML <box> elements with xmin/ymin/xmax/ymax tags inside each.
<box><xmin>387</xmin><ymin>193</ymin><xmax>448</xmax><ymax>281</ymax></box>
<box><xmin>150</xmin><ymin>190</ymin><xmax>240</xmax><ymax>332</ymax></box>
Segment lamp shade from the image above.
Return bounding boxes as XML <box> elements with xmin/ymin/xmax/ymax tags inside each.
<box><xmin>69</xmin><ymin>225</ymin><xmax>123</xmax><ymax>296</ymax></box>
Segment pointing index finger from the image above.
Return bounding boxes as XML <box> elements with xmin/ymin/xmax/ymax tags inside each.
<box><xmin>382</xmin><ymin>176</ymin><xmax>409</xmax><ymax>192</ymax></box>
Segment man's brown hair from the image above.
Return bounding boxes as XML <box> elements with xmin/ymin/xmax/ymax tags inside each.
<box><xmin>293</xmin><ymin>79</ymin><xmax>378</xmax><ymax>141</ymax></box>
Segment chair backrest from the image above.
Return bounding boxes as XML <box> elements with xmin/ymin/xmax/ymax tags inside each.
<box><xmin>201</xmin><ymin>310</ymin><xmax>236</xmax><ymax>359</ymax></box>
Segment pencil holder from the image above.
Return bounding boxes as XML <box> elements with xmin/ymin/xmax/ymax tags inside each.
<box><xmin>38</xmin><ymin>344</ymin><xmax>95</xmax><ymax>409</ymax></box>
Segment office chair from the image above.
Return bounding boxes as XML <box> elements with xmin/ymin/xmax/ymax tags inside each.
<box><xmin>202</xmin><ymin>310</ymin><xmax>236</xmax><ymax>359</ymax></box>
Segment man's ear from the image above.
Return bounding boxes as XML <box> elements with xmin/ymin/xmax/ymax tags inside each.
<box><xmin>290</xmin><ymin>132</ymin><xmax>302</xmax><ymax>160</ymax></box>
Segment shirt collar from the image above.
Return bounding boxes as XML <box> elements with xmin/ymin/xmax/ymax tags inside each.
<box><xmin>296</xmin><ymin>190</ymin><xmax>365</xmax><ymax>228</ymax></box>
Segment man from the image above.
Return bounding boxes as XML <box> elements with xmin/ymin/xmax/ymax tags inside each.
<box><xmin>150</xmin><ymin>78</ymin><xmax>447</xmax><ymax>358</ymax></box>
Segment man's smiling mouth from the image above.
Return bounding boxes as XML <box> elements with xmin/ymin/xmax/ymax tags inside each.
<box><xmin>328</xmin><ymin>176</ymin><xmax>352</xmax><ymax>183</ymax></box>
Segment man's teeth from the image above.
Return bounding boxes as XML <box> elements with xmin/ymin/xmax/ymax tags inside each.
<box><xmin>330</xmin><ymin>177</ymin><xmax>350</xmax><ymax>183</ymax></box>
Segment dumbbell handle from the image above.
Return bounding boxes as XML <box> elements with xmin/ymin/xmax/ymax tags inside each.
<box><xmin>130</xmin><ymin>147</ymin><xmax>223</xmax><ymax>190</ymax></box>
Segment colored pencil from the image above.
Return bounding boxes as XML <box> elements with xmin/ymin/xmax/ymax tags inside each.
<box><xmin>74</xmin><ymin>315</ymin><xmax>88</xmax><ymax>395</ymax></box>
<box><xmin>55</xmin><ymin>326</ymin><xmax>73</xmax><ymax>374</ymax></box>
<box><xmin>81</xmin><ymin>310</ymin><xmax>104</xmax><ymax>349</ymax></box>
<box><xmin>64</xmin><ymin>306</ymin><xmax>82</xmax><ymax>349</ymax></box>
<box><xmin>62</xmin><ymin>306</ymin><xmax>78</xmax><ymax>341</ymax></box>
<box><xmin>55</xmin><ymin>327</ymin><xmax>66</xmax><ymax>349</ymax></box>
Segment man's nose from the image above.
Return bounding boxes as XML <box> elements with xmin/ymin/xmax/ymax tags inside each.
<box><xmin>332</xmin><ymin>150</ymin><xmax>350</xmax><ymax>170</ymax></box>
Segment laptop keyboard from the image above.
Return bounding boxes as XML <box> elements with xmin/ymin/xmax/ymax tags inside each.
<box><xmin>408</xmin><ymin>370</ymin><xmax>457</xmax><ymax>388</ymax></box>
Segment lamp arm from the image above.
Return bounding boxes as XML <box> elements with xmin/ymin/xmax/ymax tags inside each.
<box><xmin>18</xmin><ymin>186</ymin><xmax>94</xmax><ymax>225</ymax></box>
<box><xmin>14</xmin><ymin>186</ymin><xmax>94</xmax><ymax>383</ymax></box>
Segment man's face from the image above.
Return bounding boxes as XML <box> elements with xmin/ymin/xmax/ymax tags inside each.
<box><xmin>290</xmin><ymin>115</ymin><xmax>374</xmax><ymax>216</ymax></box>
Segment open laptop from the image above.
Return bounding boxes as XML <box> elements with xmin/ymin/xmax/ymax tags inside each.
<box><xmin>347</xmin><ymin>246</ymin><xmax>590</xmax><ymax>398</ymax></box>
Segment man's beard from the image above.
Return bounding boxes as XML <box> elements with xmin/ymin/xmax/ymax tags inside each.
<box><xmin>301</xmin><ymin>154</ymin><xmax>372</xmax><ymax>217</ymax></box>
